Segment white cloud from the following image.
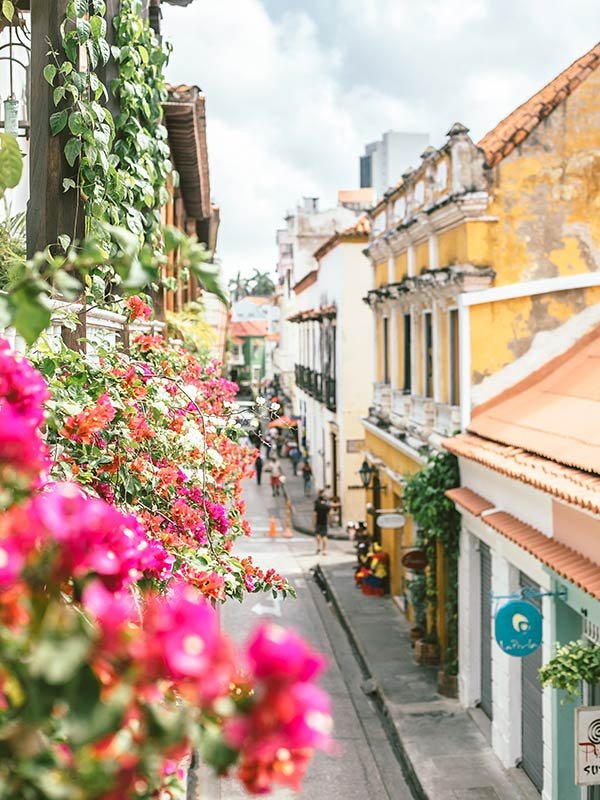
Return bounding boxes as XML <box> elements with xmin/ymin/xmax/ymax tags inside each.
<box><xmin>162</xmin><ymin>0</ymin><xmax>599</xmax><ymax>279</ymax></box>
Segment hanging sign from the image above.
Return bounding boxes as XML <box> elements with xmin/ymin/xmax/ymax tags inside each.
<box><xmin>494</xmin><ymin>599</ymin><xmax>542</xmax><ymax>657</ymax></box>
<box><xmin>377</xmin><ymin>513</ymin><xmax>406</xmax><ymax>529</ymax></box>
<box><xmin>576</xmin><ymin>706</ymin><xmax>600</xmax><ymax>785</ymax></box>
<box><xmin>401</xmin><ymin>549</ymin><xmax>428</xmax><ymax>572</ymax></box>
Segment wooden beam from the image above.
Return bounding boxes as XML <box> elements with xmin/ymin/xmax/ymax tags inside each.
<box><xmin>27</xmin><ymin>0</ymin><xmax>83</xmax><ymax>258</ymax></box>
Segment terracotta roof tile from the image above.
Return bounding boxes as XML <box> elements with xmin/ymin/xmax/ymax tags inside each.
<box><xmin>447</xmin><ymin>487</ymin><xmax>600</xmax><ymax>601</ymax></box>
<box><xmin>466</xmin><ymin>327</ymin><xmax>600</xmax><ymax>475</ymax></box>
<box><xmin>478</xmin><ymin>41</ymin><xmax>600</xmax><ymax>167</ymax></box>
<box><xmin>314</xmin><ymin>215</ymin><xmax>370</xmax><ymax>260</ymax></box>
<box><xmin>444</xmin><ymin>433</ymin><xmax>600</xmax><ymax>514</ymax></box>
<box><xmin>287</xmin><ymin>305</ymin><xmax>336</xmax><ymax>323</ymax></box>
<box><xmin>445</xmin><ymin>487</ymin><xmax>494</xmax><ymax>516</ymax></box>
<box><xmin>229</xmin><ymin>320</ymin><xmax>268</xmax><ymax>338</ymax></box>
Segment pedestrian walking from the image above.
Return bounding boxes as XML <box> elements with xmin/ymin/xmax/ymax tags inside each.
<box><xmin>255</xmin><ymin>453</ymin><xmax>263</xmax><ymax>486</ymax></box>
<box><xmin>270</xmin><ymin>457</ymin><xmax>282</xmax><ymax>497</ymax></box>
<box><xmin>314</xmin><ymin>488</ymin><xmax>330</xmax><ymax>555</ymax></box>
<box><xmin>301</xmin><ymin>460</ymin><xmax>312</xmax><ymax>496</ymax></box>
<box><xmin>289</xmin><ymin>444</ymin><xmax>301</xmax><ymax>475</ymax></box>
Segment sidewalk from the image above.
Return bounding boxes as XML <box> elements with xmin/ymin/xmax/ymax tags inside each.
<box><xmin>278</xmin><ymin>456</ymin><xmax>347</xmax><ymax>539</ymax></box>
<box><xmin>315</xmin><ymin>561</ymin><xmax>540</xmax><ymax>800</ymax></box>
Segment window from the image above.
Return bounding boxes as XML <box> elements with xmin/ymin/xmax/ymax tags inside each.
<box><xmin>423</xmin><ymin>312</ymin><xmax>433</xmax><ymax>398</ymax></box>
<box><xmin>382</xmin><ymin>317</ymin><xmax>390</xmax><ymax>384</ymax></box>
<box><xmin>403</xmin><ymin>313</ymin><xmax>412</xmax><ymax>394</ymax></box>
<box><xmin>449</xmin><ymin>308</ymin><xmax>460</xmax><ymax>406</ymax></box>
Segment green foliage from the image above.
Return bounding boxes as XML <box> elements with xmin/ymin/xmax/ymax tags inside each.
<box><xmin>404</xmin><ymin>450</ymin><xmax>460</xmax><ymax>672</ymax></box>
<box><xmin>47</xmin><ymin>0</ymin><xmax>120</xmax><ymax>239</ymax></box>
<box><xmin>539</xmin><ymin>640</ymin><xmax>600</xmax><ymax>700</ymax></box>
<box><xmin>0</xmin><ymin>134</ymin><xmax>23</xmax><ymax>199</ymax></box>
<box><xmin>0</xmin><ymin>211</ymin><xmax>26</xmax><ymax>290</ymax></box>
<box><xmin>167</xmin><ymin>302</ymin><xmax>217</xmax><ymax>356</ymax></box>
<box><xmin>228</xmin><ymin>269</ymin><xmax>276</xmax><ymax>301</ymax></box>
<box><xmin>112</xmin><ymin>0</ymin><xmax>172</xmax><ymax>246</ymax></box>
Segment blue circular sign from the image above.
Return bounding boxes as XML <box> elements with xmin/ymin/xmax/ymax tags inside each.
<box><xmin>494</xmin><ymin>600</ymin><xmax>542</xmax><ymax>657</ymax></box>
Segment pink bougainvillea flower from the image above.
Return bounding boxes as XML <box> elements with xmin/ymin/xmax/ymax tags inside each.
<box><xmin>30</xmin><ymin>483</ymin><xmax>173</xmax><ymax>589</ymax></box>
<box><xmin>82</xmin><ymin>580</ymin><xmax>137</xmax><ymax>630</ymax></box>
<box><xmin>61</xmin><ymin>393</ymin><xmax>116</xmax><ymax>444</ymax></box>
<box><xmin>126</xmin><ymin>295</ymin><xmax>152</xmax><ymax>322</ymax></box>
<box><xmin>0</xmin><ymin>338</ymin><xmax>49</xmax><ymax>427</ymax></box>
<box><xmin>246</xmin><ymin>623</ymin><xmax>326</xmax><ymax>684</ymax></box>
<box><xmin>0</xmin><ymin>536</ymin><xmax>24</xmax><ymax>587</ymax></box>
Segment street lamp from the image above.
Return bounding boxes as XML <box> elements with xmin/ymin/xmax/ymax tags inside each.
<box><xmin>358</xmin><ymin>459</ymin><xmax>376</xmax><ymax>489</ymax></box>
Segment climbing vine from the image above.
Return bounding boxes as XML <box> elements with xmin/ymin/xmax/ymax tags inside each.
<box><xmin>404</xmin><ymin>450</ymin><xmax>461</xmax><ymax>673</ymax></box>
<box><xmin>539</xmin><ymin>640</ymin><xmax>600</xmax><ymax>700</ymax></box>
<box><xmin>44</xmin><ymin>0</ymin><xmax>122</xmax><ymax>242</ymax></box>
<box><xmin>112</xmin><ymin>0</ymin><xmax>172</xmax><ymax>246</ymax></box>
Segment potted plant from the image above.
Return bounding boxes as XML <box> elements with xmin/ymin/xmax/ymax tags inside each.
<box><xmin>414</xmin><ymin>633</ymin><xmax>440</xmax><ymax>666</ymax></box>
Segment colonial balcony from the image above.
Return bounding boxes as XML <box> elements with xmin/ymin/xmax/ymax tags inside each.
<box><xmin>295</xmin><ymin>364</ymin><xmax>336</xmax><ymax>412</ymax></box>
<box><xmin>377</xmin><ymin>388</ymin><xmax>461</xmax><ymax>445</ymax></box>
<box><xmin>372</xmin><ymin>382</ymin><xmax>392</xmax><ymax>420</ymax></box>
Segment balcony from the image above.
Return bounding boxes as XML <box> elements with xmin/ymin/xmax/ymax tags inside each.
<box><xmin>294</xmin><ymin>364</ymin><xmax>336</xmax><ymax>411</ymax></box>
<box><xmin>373</xmin><ymin>382</ymin><xmax>392</xmax><ymax>420</ymax></box>
<box><xmin>380</xmin><ymin>389</ymin><xmax>461</xmax><ymax>446</ymax></box>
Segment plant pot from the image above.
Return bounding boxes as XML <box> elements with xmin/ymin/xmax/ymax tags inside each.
<box><xmin>414</xmin><ymin>638</ymin><xmax>440</xmax><ymax>666</ymax></box>
<box><xmin>437</xmin><ymin>669</ymin><xmax>458</xmax><ymax>698</ymax></box>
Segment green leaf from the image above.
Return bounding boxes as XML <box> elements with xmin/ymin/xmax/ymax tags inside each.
<box><xmin>64</xmin><ymin>137</ymin><xmax>82</xmax><ymax>168</ymax></box>
<box><xmin>63</xmin><ymin>177</ymin><xmax>77</xmax><ymax>192</ymax></box>
<box><xmin>9</xmin><ymin>287</ymin><xmax>52</xmax><ymax>344</ymax></box>
<box><xmin>0</xmin><ymin>133</ymin><xmax>23</xmax><ymax>196</ymax></box>
<box><xmin>190</xmin><ymin>260</ymin><xmax>230</xmax><ymax>307</ymax></box>
<box><xmin>68</xmin><ymin>111</ymin><xmax>86</xmax><ymax>136</ymax></box>
<box><xmin>75</xmin><ymin>16</ymin><xmax>91</xmax><ymax>43</ymax></box>
<box><xmin>74</xmin><ymin>0</ymin><xmax>88</xmax><ymax>15</ymax></box>
<box><xmin>54</xmin><ymin>269</ymin><xmax>82</xmax><ymax>300</ymax></box>
<box><xmin>89</xmin><ymin>14</ymin><xmax>106</xmax><ymax>40</ymax></box>
<box><xmin>86</xmin><ymin>39</ymin><xmax>99</xmax><ymax>70</ymax></box>
<box><xmin>50</xmin><ymin>109</ymin><xmax>69</xmax><ymax>135</ymax></box>
<box><xmin>53</xmin><ymin>85</ymin><xmax>66</xmax><ymax>105</ymax></box>
<box><xmin>30</xmin><ymin>634</ymin><xmax>91</xmax><ymax>685</ymax></box>
<box><xmin>57</xmin><ymin>234</ymin><xmax>72</xmax><ymax>252</ymax></box>
<box><xmin>98</xmin><ymin>37</ymin><xmax>110</xmax><ymax>65</ymax></box>
<box><xmin>2</xmin><ymin>0</ymin><xmax>14</xmax><ymax>20</ymax></box>
<box><xmin>43</xmin><ymin>64</ymin><xmax>57</xmax><ymax>86</ymax></box>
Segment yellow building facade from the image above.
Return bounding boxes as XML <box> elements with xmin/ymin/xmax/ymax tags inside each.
<box><xmin>362</xmin><ymin>45</ymin><xmax>600</xmax><ymax>650</ymax></box>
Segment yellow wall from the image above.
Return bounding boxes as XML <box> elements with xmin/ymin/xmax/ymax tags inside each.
<box><xmin>394</xmin><ymin>252</ymin><xmax>408</xmax><ymax>282</ymax></box>
<box><xmin>415</xmin><ymin>241</ymin><xmax>429</xmax><ymax>272</ymax></box>
<box><xmin>470</xmin><ymin>284</ymin><xmax>600</xmax><ymax>385</ymax></box>
<box><xmin>375</xmin><ymin>260</ymin><xmax>388</xmax><ymax>288</ymax></box>
<box><xmin>364</xmin><ymin>429</ymin><xmax>421</xmax><ymax>601</ymax></box>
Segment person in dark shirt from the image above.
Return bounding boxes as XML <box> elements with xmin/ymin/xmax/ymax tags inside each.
<box><xmin>313</xmin><ymin>489</ymin><xmax>330</xmax><ymax>555</ymax></box>
<box><xmin>255</xmin><ymin>454</ymin><xmax>263</xmax><ymax>486</ymax></box>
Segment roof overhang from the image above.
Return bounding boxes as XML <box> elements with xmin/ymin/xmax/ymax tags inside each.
<box><xmin>163</xmin><ymin>85</ymin><xmax>211</xmax><ymax>224</ymax></box>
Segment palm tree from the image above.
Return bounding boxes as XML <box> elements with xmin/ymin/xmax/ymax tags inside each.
<box><xmin>228</xmin><ymin>271</ymin><xmax>250</xmax><ymax>302</ymax></box>
<box><xmin>248</xmin><ymin>269</ymin><xmax>275</xmax><ymax>297</ymax></box>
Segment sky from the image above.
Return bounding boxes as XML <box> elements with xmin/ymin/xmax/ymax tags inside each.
<box><xmin>161</xmin><ymin>1</ymin><xmax>599</xmax><ymax>279</ymax></box>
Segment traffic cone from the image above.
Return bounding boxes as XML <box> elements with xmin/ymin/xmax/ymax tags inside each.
<box><xmin>269</xmin><ymin>516</ymin><xmax>278</xmax><ymax>538</ymax></box>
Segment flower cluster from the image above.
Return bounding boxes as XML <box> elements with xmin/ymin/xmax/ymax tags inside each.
<box><xmin>228</xmin><ymin>624</ymin><xmax>333</xmax><ymax>794</ymax></box>
<box><xmin>39</xmin><ymin>335</ymin><xmax>294</xmax><ymax>602</ymax></box>
<box><xmin>0</xmin><ymin>338</ymin><xmax>332</xmax><ymax>798</ymax></box>
<box><xmin>0</xmin><ymin>340</ymin><xmax>49</xmax><ymax>505</ymax></box>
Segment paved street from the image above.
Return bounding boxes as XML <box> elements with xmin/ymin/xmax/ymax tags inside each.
<box><xmin>218</xmin><ymin>476</ymin><xmax>413</xmax><ymax>800</ymax></box>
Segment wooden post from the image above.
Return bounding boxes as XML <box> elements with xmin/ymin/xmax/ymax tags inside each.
<box><xmin>27</xmin><ymin>0</ymin><xmax>83</xmax><ymax>258</ymax></box>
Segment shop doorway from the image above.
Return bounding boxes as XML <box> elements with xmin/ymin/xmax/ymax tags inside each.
<box><xmin>519</xmin><ymin>573</ymin><xmax>543</xmax><ymax>793</ymax></box>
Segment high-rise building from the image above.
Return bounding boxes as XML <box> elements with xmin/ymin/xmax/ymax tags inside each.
<box><xmin>360</xmin><ymin>130</ymin><xmax>430</xmax><ymax>199</ymax></box>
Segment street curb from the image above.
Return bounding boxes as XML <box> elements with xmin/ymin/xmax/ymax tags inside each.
<box><xmin>313</xmin><ymin>564</ymin><xmax>429</xmax><ymax>800</ymax></box>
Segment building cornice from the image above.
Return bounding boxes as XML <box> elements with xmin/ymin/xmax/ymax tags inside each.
<box><xmin>363</xmin><ymin>264</ymin><xmax>496</xmax><ymax>308</ymax></box>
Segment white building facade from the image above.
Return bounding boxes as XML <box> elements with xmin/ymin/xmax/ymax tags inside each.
<box><xmin>289</xmin><ymin>217</ymin><xmax>373</xmax><ymax>526</ymax></box>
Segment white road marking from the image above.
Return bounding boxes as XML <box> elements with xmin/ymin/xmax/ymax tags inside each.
<box><xmin>251</xmin><ymin>596</ymin><xmax>283</xmax><ymax>617</ymax></box>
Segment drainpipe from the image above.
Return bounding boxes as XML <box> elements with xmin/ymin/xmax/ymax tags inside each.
<box><xmin>457</xmin><ymin>272</ymin><xmax>600</xmax><ymax>432</ymax></box>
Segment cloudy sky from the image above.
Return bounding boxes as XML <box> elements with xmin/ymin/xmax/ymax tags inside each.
<box><xmin>162</xmin><ymin>1</ymin><xmax>598</xmax><ymax>279</ymax></box>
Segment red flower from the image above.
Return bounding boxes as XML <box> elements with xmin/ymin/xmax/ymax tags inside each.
<box><xmin>125</xmin><ymin>296</ymin><xmax>152</xmax><ymax>322</ymax></box>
